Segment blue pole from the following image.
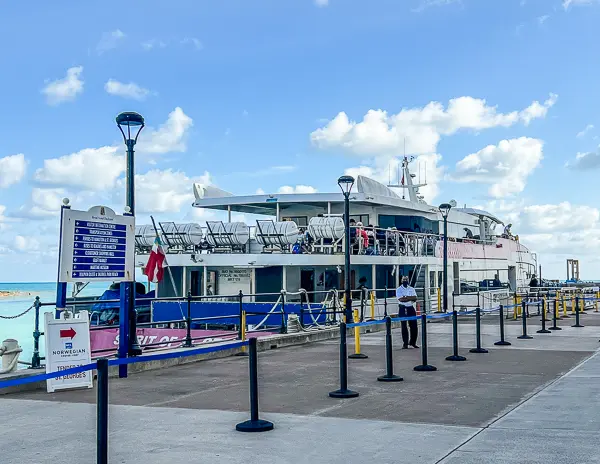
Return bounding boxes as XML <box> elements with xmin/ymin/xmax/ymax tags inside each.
<box><xmin>55</xmin><ymin>203</ymin><xmax>70</xmax><ymax>318</ymax></box>
<box><xmin>118</xmin><ymin>283</ymin><xmax>130</xmax><ymax>378</ymax></box>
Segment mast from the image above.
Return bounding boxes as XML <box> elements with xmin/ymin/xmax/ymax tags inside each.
<box><xmin>387</xmin><ymin>155</ymin><xmax>428</xmax><ymax>204</ymax></box>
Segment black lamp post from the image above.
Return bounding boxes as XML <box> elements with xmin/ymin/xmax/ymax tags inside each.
<box><xmin>116</xmin><ymin>111</ymin><xmax>145</xmax><ymax>356</ymax></box>
<box><xmin>439</xmin><ymin>203</ymin><xmax>451</xmax><ymax>313</ymax></box>
<box><xmin>338</xmin><ymin>175</ymin><xmax>355</xmax><ymax>324</ymax></box>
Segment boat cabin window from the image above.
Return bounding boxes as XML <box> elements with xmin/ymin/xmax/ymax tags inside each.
<box><xmin>350</xmin><ymin>214</ymin><xmax>369</xmax><ymax>225</ymax></box>
<box><xmin>378</xmin><ymin>215</ymin><xmax>439</xmax><ymax>234</ymax></box>
<box><xmin>282</xmin><ymin>216</ymin><xmax>308</xmax><ymax>227</ymax></box>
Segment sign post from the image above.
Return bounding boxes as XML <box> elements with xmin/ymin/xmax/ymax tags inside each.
<box><xmin>44</xmin><ymin>310</ymin><xmax>93</xmax><ymax>393</ymax></box>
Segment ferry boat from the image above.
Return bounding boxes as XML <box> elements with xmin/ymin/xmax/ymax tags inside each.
<box><xmin>132</xmin><ymin>157</ymin><xmax>537</xmax><ymax>317</ymax></box>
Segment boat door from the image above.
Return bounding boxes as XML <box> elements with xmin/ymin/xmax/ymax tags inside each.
<box><xmin>508</xmin><ymin>266</ymin><xmax>517</xmax><ymax>291</ymax></box>
<box><xmin>301</xmin><ymin>269</ymin><xmax>315</xmax><ymax>302</ymax></box>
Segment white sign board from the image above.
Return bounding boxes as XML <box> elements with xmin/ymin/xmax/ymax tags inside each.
<box><xmin>44</xmin><ymin>310</ymin><xmax>93</xmax><ymax>393</ymax></box>
<box><xmin>58</xmin><ymin>205</ymin><xmax>135</xmax><ymax>283</ymax></box>
<box><xmin>218</xmin><ymin>268</ymin><xmax>252</xmax><ymax>296</ymax></box>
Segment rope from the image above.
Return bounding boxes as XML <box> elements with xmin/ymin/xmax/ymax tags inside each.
<box><xmin>251</xmin><ymin>294</ymin><xmax>283</xmax><ymax>331</ymax></box>
<box><xmin>0</xmin><ymin>304</ymin><xmax>34</xmax><ymax>320</ymax></box>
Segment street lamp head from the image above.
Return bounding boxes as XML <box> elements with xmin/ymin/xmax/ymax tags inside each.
<box><xmin>337</xmin><ymin>175</ymin><xmax>355</xmax><ymax>195</ymax></box>
<box><xmin>116</xmin><ymin>111</ymin><xmax>145</xmax><ymax>144</ymax></box>
<box><xmin>439</xmin><ymin>203</ymin><xmax>452</xmax><ymax>219</ymax></box>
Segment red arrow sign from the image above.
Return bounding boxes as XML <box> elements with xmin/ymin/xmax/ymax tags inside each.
<box><xmin>60</xmin><ymin>328</ymin><xmax>76</xmax><ymax>339</ymax></box>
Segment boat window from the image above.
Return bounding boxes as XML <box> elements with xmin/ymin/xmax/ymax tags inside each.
<box><xmin>282</xmin><ymin>216</ymin><xmax>308</xmax><ymax>227</ymax></box>
<box><xmin>349</xmin><ymin>214</ymin><xmax>369</xmax><ymax>225</ymax></box>
<box><xmin>378</xmin><ymin>215</ymin><xmax>439</xmax><ymax>234</ymax></box>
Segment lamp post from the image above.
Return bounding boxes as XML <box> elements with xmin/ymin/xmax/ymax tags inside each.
<box><xmin>439</xmin><ymin>203</ymin><xmax>452</xmax><ymax>314</ymax></box>
<box><xmin>338</xmin><ymin>175</ymin><xmax>355</xmax><ymax>324</ymax></box>
<box><xmin>116</xmin><ymin>112</ymin><xmax>145</xmax><ymax>357</ymax></box>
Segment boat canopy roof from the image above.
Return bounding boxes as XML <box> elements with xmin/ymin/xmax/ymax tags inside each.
<box><xmin>454</xmin><ymin>207</ymin><xmax>504</xmax><ymax>225</ymax></box>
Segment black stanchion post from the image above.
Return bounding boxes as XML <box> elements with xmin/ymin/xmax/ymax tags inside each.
<box><xmin>31</xmin><ymin>296</ymin><xmax>42</xmax><ymax>369</ymax></box>
<box><xmin>378</xmin><ymin>316</ymin><xmax>404</xmax><ymax>381</ymax></box>
<box><xmin>518</xmin><ymin>301</ymin><xmax>533</xmax><ymax>339</ymax></box>
<box><xmin>236</xmin><ymin>338</ymin><xmax>274</xmax><ymax>432</ymax></box>
<box><xmin>470</xmin><ymin>307</ymin><xmax>488</xmax><ymax>353</ymax></box>
<box><xmin>96</xmin><ymin>358</ymin><xmax>109</xmax><ymax>464</ymax></box>
<box><xmin>237</xmin><ymin>290</ymin><xmax>244</xmax><ymax>340</ymax></box>
<box><xmin>572</xmin><ymin>296</ymin><xmax>584</xmax><ymax>328</ymax></box>
<box><xmin>549</xmin><ymin>299</ymin><xmax>561</xmax><ymax>331</ymax></box>
<box><xmin>359</xmin><ymin>289</ymin><xmax>365</xmax><ymax>322</ymax></box>
<box><xmin>494</xmin><ymin>305</ymin><xmax>511</xmax><ymax>346</ymax></box>
<box><xmin>329</xmin><ymin>322</ymin><xmax>359</xmax><ymax>398</ymax></box>
<box><xmin>280</xmin><ymin>290</ymin><xmax>287</xmax><ymax>333</ymax></box>
<box><xmin>331</xmin><ymin>290</ymin><xmax>337</xmax><ymax>325</ymax></box>
<box><xmin>182</xmin><ymin>291</ymin><xmax>193</xmax><ymax>348</ymax></box>
<box><xmin>446</xmin><ymin>310</ymin><xmax>467</xmax><ymax>361</ymax></box>
<box><xmin>383</xmin><ymin>287</ymin><xmax>388</xmax><ymax>318</ymax></box>
<box><xmin>414</xmin><ymin>313</ymin><xmax>437</xmax><ymax>371</ymax></box>
<box><xmin>537</xmin><ymin>299</ymin><xmax>551</xmax><ymax>334</ymax></box>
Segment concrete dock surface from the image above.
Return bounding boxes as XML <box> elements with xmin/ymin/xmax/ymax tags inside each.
<box><xmin>2</xmin><ymin>311</ymin><xmax>600</xmax><ymax>463</ymax></box>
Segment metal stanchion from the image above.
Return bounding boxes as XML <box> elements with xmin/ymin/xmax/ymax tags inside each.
<box><xmin>537</xmin><ymin>299</ymin><xmax>551</xmax><ymax>334</ymax></box>
<box><xmin>414</xmin><ymin>313</ymin><xmax>437</xmax><ymax>371</ymax></box>
<box><xmin>494</xmin><ymin>305</ymin><xmax>511</xmax><ymax>346</ymax></box>
<box><xmin>236</xmin><ymin>338</ymin><xmax>274</xmax><ymax>432</ymax></box>
<box><xmin>236</xmin><ymin>309</ymin><xmax>249</xmax><ymax>357</ymax></box>
<box><xmin>182</xmin><ymin>291</ymin><xmax>194</xmax><ymax>348</ymax></box>
<box><xmin>470</xmin><ymin>307</ymin><xmax>488</xmax><ymax>353</ymax></box>
<box><xmin>518</xmin><ymin>301</ymin><xmax>533</xmax><ymax>339</ymax></box>
<box><xmin>549</xmin><ymin>299</ymin><xmax>561</xmax><ymax>331</ymax></box>
<box><xmin>329</xmin><ymin>322</ymin><xmax>359</xmax><ymax>398</ymax></box>
<box><xmin>280</xmin><ymin>290</ymin><xmax>287</xmax><ymax>333</ymax></box>
<box><xmin>541</xmin><ymin>297</ymin><xmax>550</xmax><ymax>322</ymax></box>
<box><xmin>378</xmin><ymin>316</ymin><xmax>403</xmax><ymax>381</ymax></box>
<box><xmin>445</xmin><ymin>310</ymin><xmax>467</xmax><ymax>361</ymax></box>
<box><xmin>383</xmin><ymin>287</ymin><xmax>388</xmax><ymax>318</ymax></box>
<box><xmin>572</xmin><ymin>296</ymin><xmax>584</xmax><ymax>328</ymax></box>
<box><xmin>96</xmin><ymin>358</ymin><xmax>109</xmax><ymax>464</ymax></box>
<box><xmin>349</xmin><ymin>308</ymin><xmax>368</xmax><ymax>359</ymax></box>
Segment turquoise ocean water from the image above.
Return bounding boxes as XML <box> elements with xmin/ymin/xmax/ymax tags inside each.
<box><xmin>0</xmin><ymin>282</ymin><xmax>109</xmax><ymax>365</ymax></box>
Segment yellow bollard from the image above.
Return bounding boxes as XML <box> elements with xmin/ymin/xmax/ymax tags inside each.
<box><xmin>349</xmin><ymin>308</ymin><xmax>368</xmax><ymax>359</ymax></box>
<box><xmin>236</xmin><ymin>310</ymin><xmax>248</xmax><ymax>356</ymax></box>
<box><xmin>369</xmin><ymin>291</ymin><xmax>375</xmax><ymax>321</ymax></box>
<box><xmin>437</xmin><ymin>287</ymin><xmax>442</xmax><ymax>313</ymax></box>
<box><xmin>562</xmin><ymin>294</ymin><xmax>568</xmax><ymax>318</ymax></box>
<box><xmin>514</xmin><ymin>294</ymin><xmax>521</xmax><ymax>320</ymax></box>
<box><xmin>570</xmin><ymin>295</ymin><xmax>575</xmax><ymax>315</ymax></box>
<box><xmin>596</xmin><ymin>291</ymin><xmax>599</xmax><ymax>313</ymax></box>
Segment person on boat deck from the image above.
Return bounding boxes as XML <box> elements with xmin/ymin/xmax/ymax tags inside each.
<box><xmin>492</xmin><ymin>274</ymin><xmax>502</xmax><ymax>289</ymax></box>
<box><xmin>356</xmin><ymin>276</ymin><xmax>369</xmax><ymax>303</ymax></box>
<box><xmin>502</xmin><ymin>223</ymin><xmax>513</xmax><ymax>238</ymax></box>
<box><xmin>396</xmin><ymin>276</ymin><xmax>419</xmax><ymax>349</ymax></box>
<box><xmin>464</xmin><ymin>228</ymin><xmax>474</xmax><ymax>239</ymax></box>
<box><xmin>355</xmin><ymin>222</ymin><xmax>369</xmax><ymax>249</ymax></box>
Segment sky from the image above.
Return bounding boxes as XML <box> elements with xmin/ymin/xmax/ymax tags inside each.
<box><xmin>1</xmin><ymin>0</ymin><xmax>599</xmax><ymax>282</ymax></box>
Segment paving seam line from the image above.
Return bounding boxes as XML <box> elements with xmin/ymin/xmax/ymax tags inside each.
<box><xmin>433</xmin><ymin>350</ymin><xmax>600</xmax><ymax>463</ymax></box>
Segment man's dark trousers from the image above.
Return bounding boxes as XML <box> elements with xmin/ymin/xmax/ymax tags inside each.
<box><xmin>399</xmin><ymin>305</ymin><xmax>418</xmax><ymax>346</ymax></box>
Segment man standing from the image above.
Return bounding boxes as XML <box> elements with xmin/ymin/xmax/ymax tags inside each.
<box><xmin>396</xmin><ymin>276</ymin><xmax>418</xmax><ymax>349</ymax></box>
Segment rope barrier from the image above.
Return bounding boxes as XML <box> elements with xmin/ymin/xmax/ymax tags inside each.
<box><xmin>0</xmin><ymin>304</ymin><xmax>34</xmax><ymax>319</ymax></box>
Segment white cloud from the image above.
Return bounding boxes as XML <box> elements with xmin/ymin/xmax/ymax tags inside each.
<box><xmin>41</xmin><ymin>66</ymin><xmax>84</xmax><ymax>105</ymax></box>
<box><xmin>142</xmin><ymin>39</ymin><xmax>166</xmax><ymax>50</ymax></box>
<box><xmin>311</xmin><ymin>94</ymin><xmax>556</xmax><ymax>157</ymax></box>
<box><xmin>521</xmin><ymin>202</ymin><xmax>599</xmax><ymax>232</ymax></box>
<box><xmin>412</xmin><ymin>0</ymin><xmax>462</xmax><ymax>13</ymax></box>
<box><xmin>453</xmin><ymin>137</ymin><xmax>543</xmax><ymax>198</ymax></box>
<box><xmin>13</xmin><ymin>235</ymin><xmax>40</xmax><ymax>252</ymax></box>
<box><xmin>538</xmin><ymin>14</ymin><xmax>550</xmax><ymax>25</ymax></box>
<box><xmin>181</xmin><ymin>37</ymin><xmax>203</xmax><ymax>50</ymax></box>
<box><xmin>105</xmin><ymin>79</ymin><xmax>152</xmax><ymax>101</ymax></box>
<box><xmin>256</xmin><ymin>188</ymin><xmax>266</xmax><ymax>195</ymax></box>
<box><xmin>565</xmin><ymin>149</ymin><xmax>600</xmax><ymax>170</ymax></box>
<box><xmin>0</xmin><ymin>153</ymin><xmax>27</xmax><ymax>188</ymax></box>
<box><xmin>314</xmin><ymin>0</ymin><xmax>329</xmax><ymax>6</ymax></box>
<box><xmin>34</xmin><ymin>146</ymin><xmax>124</xmax><ymax>191</ymax></box>
<box><xmin>97</xmin><ymin>29</ymin><xmax>126</xmax><ymax>54</ymax></box>
<box><xmin>576</xmin><ymin>124</ymin><xmax>594</xmax><ymax>138</ymax></box>
<box><xmin>115</xmin><ymin>169</ymin><xmax>211</xmax><ymax>214</ymax></box>
<box><xmin>563</xmin><ymin>0</ymin><xmax>599</xmax><ymax>9</ymax></box>
<box><xmin>278</xmin><ymin>185</ymin><xmax>318</xmax><ymax>194</ymax></box>
<box><xmin>137</xmin><ymin>107</ymin><xmax>193</xmax><ymax>155</ymax></box>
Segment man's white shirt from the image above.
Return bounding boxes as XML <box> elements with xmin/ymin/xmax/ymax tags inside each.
<box><xmin>396</xmin><ymin>285</ymin><xmax>417</xmax><ymax>307</ymax></box>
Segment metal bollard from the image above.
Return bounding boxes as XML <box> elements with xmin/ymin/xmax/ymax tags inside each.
<box><xmin>518</xmin><ymin>301</ymin><xmax>533</xmax><ymax>339</ymax></box>
<box><xmin>378</xmin><ymin>316</ymin><xmax>404</xmax><ymax>381</ymax></box>
<box><xmin>537</xmin><ymin>299</ymin><xmax>551</xmax><ymax>334</ymax></box>
<box><xmin>414</xmin><ymin>313</ymin><xmax>437</xmax><ymax>371</ymax></box>
<box><xmin>572</xmin><ymin>296</ymin><xmax>584</xmax><ymax>328</ymax></box>
<box><xmin>182</xmin><ymin>292</ymin><xmax>194</xmax><ymax>348</ymax></box>
<box><xmin>236</xmin><ymin>310</ymin><xmax>249</xmax><ymax>357</ymax></box>
<box><xmin>494</xmin><ymin>305</ymin><xmax>511</xmax><ymax>346</ymax></box>
<box><xmin>236</xmin><ymin>338</ymin><xmax>274</xmax><ymax>432</ymax></box>
<box><xmin>541</xmin><ymin>297</ymin><xmax>550</xmax><ymax>322</ymax></box>
<box><xmin>446</xmin><ymin>310</ymin><xmax>467</xmax><ymax>361</ymax></box>
<box><xmin>470</xmin><ymin>307</ymin><xmax>488</xmax><ymax>353</ymax></box>
<box><xmin>31</xmin><ymin>296</ymin><xmax>42</xmax><ymax>369</ymax></box>
<box><xmin>383</xmin><ymin>287</ymin><xmax>388</xmax><ymax>318</ymax></box>
<box><xmin>329</xmin><ymin>322</ymin><xmax>359</xmax><ymax>398</ymax></box>
<box><xmin>549</xmin><ymin>299</ymin><xmax>561</xmax><ymax>331</ymax></box>
<box><xmin>349</xmin><ymin>309</ymin><xmax>368</xmax><ymax>359</ymax></box>
<box><xmin>97</xmin><ymin>358</ymin><xmax>109</xmax><ymax>464</ymax></box>
<box><xmin>280</xmin><ymin>290</ymin><xmax>287</xmax><ymax>334</ymax></box>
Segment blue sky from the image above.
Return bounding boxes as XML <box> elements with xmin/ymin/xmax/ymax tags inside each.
<box><xmin>1</xmin><ymin>0</ymin><xmax>600</xmax><ymax>281</ymax></box>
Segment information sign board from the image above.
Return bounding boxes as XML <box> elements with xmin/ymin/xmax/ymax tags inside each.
<box><xmin>58</xmin><ymin>206</ymin><xmax>135</xmax><ymax>283</ymax></box>
<box><xmin>44</xmin><ymin>310</ymin><xmax>93</xmax><ymax>393</ymax></box>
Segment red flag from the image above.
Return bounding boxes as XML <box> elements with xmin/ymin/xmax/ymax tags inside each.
<box><xmin>144</xmin><ymin>236</ymin><xmax>166</xmax><ymax>283</ymax></box>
